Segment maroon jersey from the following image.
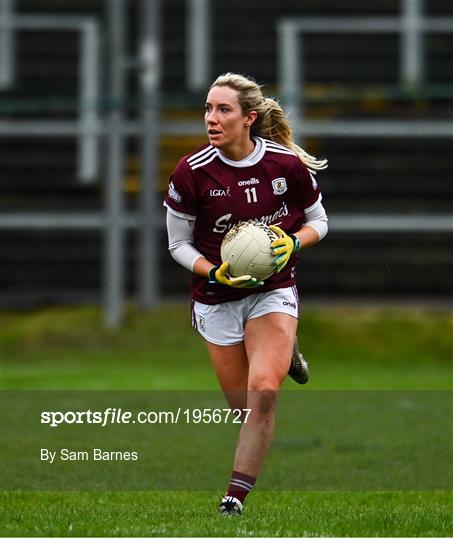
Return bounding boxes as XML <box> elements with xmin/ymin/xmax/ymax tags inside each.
<box><xmin>164</xmin><ymin>137</ymin><xmax>322</xmax><ymax>304</ymax></box>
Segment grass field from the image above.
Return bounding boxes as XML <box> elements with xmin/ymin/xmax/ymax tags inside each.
<box><xmin>1</xmin><ymin>303</ymin><xmax>452</xmax><ymax>537</ymax></box>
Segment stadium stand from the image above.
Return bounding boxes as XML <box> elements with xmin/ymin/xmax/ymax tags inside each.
<box><xmin>0</xmin><ymin>0</ymin><xmax>452</xmax><ymax>307</ymax></box>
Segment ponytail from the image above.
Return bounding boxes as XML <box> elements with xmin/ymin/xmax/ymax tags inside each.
<box><xmin>210</xmin><ymin>73</ymin><xmax>328</xmax><ymax>173</ymax></box>
<box><xmin>256</xmin><ymin>97</ymin><xmax>328</xmax><ymax>173</ymax></box>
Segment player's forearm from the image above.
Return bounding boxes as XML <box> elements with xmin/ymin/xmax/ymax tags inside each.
<box><xmin>169</xmin><ymin>244</ymin><xmax>205</xmax><ymax>272</ymax></box>
<box><xmin>294</xmin><ymin>225</ymin><xmax>322</xmax><ymax>249</ymax></box>
<box><xmin>192</xmin><ymin>256</ymin><xmax>215</xmax><ymax>278</ymax></box>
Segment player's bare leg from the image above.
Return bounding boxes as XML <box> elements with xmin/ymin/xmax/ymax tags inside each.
<box><xmin>234</xmin><ymin>312</ymin><xmax>297</xmax><ymax>476</ymax></box>
<box><xmin>204</xmin><ymin>340</ymin><xmax>248</xmax><ymax>412</ymax></box>
<box><xmin>204</xmin><ymin>340</ymin><xmax>249</xmax><ymax>515</ymax></box>
<box><xmin>206</xmin><ymin>314</ymin><xmax>296</xmax><ymax>514</ymax></box>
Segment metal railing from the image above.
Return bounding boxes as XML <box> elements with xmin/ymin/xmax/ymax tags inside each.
<box><xmin>277</xmin><ymin>4</ymin><xmax>453</xmax><ymax>137</ymax></box>
<box><xmin>0</xmin><ymin>14</ymin><xmax>100</xmax><ymax>183</ymax></box>
<box><xmin>1</xmin><ymin>0</ymin><xmax>452</xmax><ymax>325</ymax></box>
<box><xmin>1</xmin><ymin>211</ymin><xmax>451</xmax><ymax>233</ymax></box>
<box><xmin>0</xmin><ymin>1</ymin><xmax>161</xmax><ymax>326</ymax></box>
<box><xmin>0</xmin><ymin>0</ymin><xmax>16</xmax><ymax>89</ymax></box>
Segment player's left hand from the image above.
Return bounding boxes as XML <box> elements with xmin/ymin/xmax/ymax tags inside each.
<box><xmin>269</xmin><ymin>225</ymin><xmax>301</xmax><ymax>273</ymax></box>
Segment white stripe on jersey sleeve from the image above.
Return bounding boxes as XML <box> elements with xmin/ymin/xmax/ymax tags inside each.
<box><xmin>266</xmin><ymin>147</ymin><xmax>296</xmax><ymax>157</ymax></box>
<box><xmin>187</xmin><ymin>145</ymin><xmax>215</xmax><ymax>164</ymax></box>
<box><xmin>187</xmin><ymin>148</ymin><xmax>217</xmax><ymax>168</ymax></box>
<box><xmin>265</xmin><ymin>140</ymin><xmax>297</xmax><ymax>156</ymax></box>
<box><xmin>191</xmin><ymin>153</ymin><xmax>218</xmax><ymax>170</ymax></box>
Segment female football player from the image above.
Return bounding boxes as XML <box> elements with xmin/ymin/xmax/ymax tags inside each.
<box><xmin>164</xmin><ymin>73</ymin><xmax>328</xmax><ymax>515</ymax></box>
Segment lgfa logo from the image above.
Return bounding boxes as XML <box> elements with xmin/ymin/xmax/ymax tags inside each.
<box><xmin>209</xmin><ymin>187</ymin><xmax>231</xmax><ymax>197</ymax></box>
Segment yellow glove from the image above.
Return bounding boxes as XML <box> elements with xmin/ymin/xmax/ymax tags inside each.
<box><xmin>269</xmin><ymin>225</ymin><xmax>301</xmax><ymax>273</ymax></box>
<box><xmin>208</xmin><ymin>262</ymin><xmax>264</xmax><ymax>288</ymax></box>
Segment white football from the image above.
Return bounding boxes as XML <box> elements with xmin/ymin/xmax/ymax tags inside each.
<box><xmin>220</xmin><ymin>222</ymin><xmax>279</xmax><ymax>280</ymax></box>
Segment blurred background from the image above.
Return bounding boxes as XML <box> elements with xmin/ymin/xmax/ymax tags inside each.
<box><xmin>1</xmin><ymin>4</ymin><xmax>452</xmax><ymax>534</ymax></box>
<box><xmin>0</xmin><ymin>0</ymin><xmax>452</xmax><ymax>327</ymax></box>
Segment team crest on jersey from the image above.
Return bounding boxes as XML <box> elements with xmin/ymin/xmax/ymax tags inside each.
<box><xmin>272</xmin><ymin>177</ymin><xmax>287</xmax><ymax>195</ymax></box>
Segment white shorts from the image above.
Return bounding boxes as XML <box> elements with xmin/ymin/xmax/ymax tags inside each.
<box><xmin>192</xmin><ymin>286</ymin><xmax>299</xmax><ymax>346</ymax></box>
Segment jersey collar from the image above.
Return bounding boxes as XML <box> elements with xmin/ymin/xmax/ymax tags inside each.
<box><xmin>215</xmin><ymin>137</ymin><xmax>265</xmax><ymax>168</ymax></box>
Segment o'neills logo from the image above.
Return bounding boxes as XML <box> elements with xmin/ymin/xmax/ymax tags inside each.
<box><xmin>213</xmin><ymin>201</ymin><xmax>289</xmax><ymax>233</ymax></box>
<box><xmin>283</xmin><ymin>301</ymin><xmax>296</xmax><ymax>309</ymax></box>
<box><xmin>238</xmin><ymin>177</ymin><xmax>260</xmax><ymax>186</ymax></box>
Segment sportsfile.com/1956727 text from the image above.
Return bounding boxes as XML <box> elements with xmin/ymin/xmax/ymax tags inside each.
<box><xmin>40</xmin><ymin>407</ymin><xmax>252</xmax><ymax>427</ymax></box>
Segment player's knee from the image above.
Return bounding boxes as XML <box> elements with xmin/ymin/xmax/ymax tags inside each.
<box><xmin>248</xmin><ymin>371</ymin><xmax>280</xmax><ymax>391</ymax></box>
<box><xmin>255</xmin><ymin>389</ymin><xmax>278</xmax><ymax>416</ymax></box>
<box><xmin>247</xmin><ymin>386</ymin><xmax>278</xmax><ymax>416</ymax></box>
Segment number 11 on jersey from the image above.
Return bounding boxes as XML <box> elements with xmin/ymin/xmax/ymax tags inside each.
<box><xmin>245</xmin><ymin>187</ymin><xmax>258</xmax><ymax>203</ymax></box>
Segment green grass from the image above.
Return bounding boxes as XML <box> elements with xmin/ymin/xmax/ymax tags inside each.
<box><xmin>1</xmin><ymin>303</ymin><xmax>452</xmax><ymax>390</ymax></box>
<box><xmin>1</xmin><ymin>303</ymin><xmax>452</xmax><ymax>536</ymax></box>
<box><xmin>1</xmin><ymin>491</ymin><xmax>452</xmax><ymax>537</ymax></box>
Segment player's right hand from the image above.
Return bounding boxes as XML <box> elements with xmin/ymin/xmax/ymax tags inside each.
<box><xmin>208</xmin><ymin>262</ymin><xmax>264</xmax><ymax>288</ymax></box>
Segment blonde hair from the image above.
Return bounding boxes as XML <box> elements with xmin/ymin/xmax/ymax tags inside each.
<box><xmin>210</xmin><ymin>72</ymin><xmax>328</xmax><ymax>173</ymax></box>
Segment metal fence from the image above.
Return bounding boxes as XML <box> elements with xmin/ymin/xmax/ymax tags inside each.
<box><xmin>0</xmin><ymin>0</ymin><xmax>452</xmax><ymax>325</ymax></box>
